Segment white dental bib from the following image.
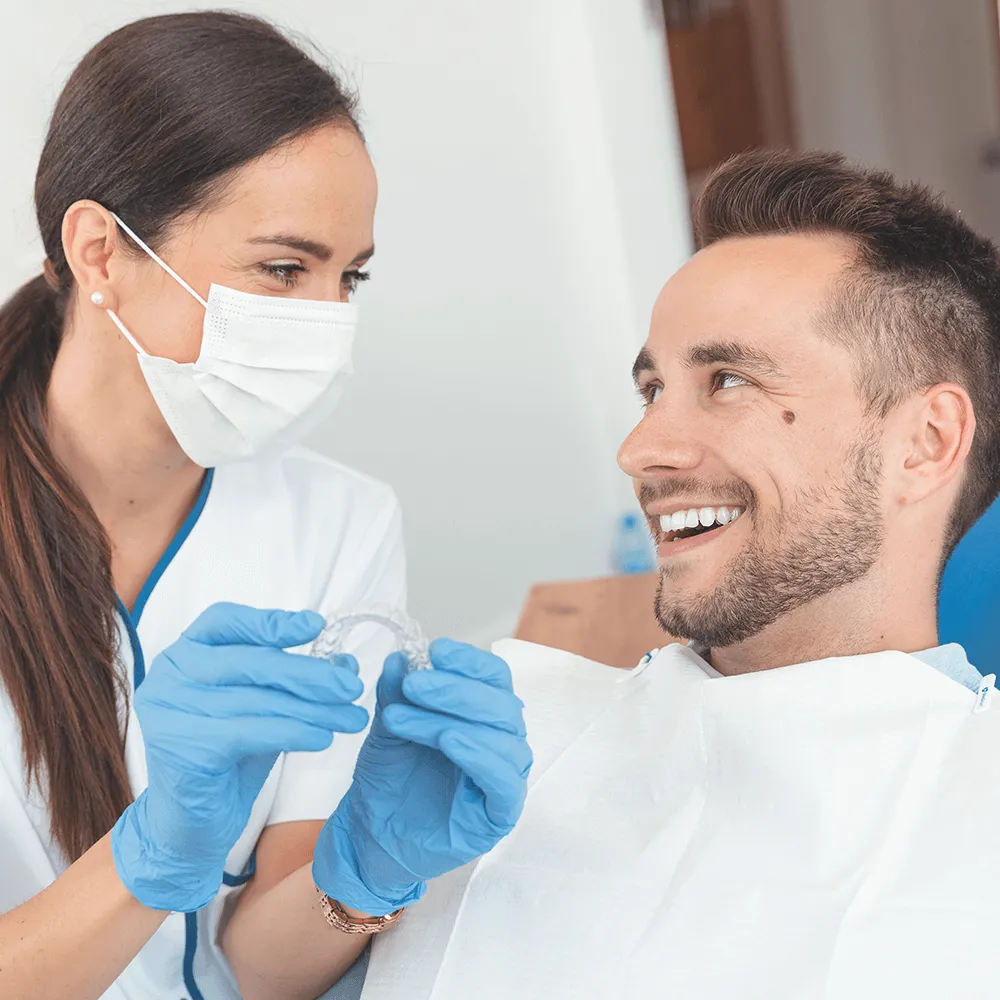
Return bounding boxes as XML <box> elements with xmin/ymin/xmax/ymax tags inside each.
<box><xmin>363</xmin><ymin>641</ymin><xmax>1000</xmax><ymax>1000</ymax></box>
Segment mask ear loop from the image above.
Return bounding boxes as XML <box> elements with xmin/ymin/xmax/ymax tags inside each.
<box><xmin>103</xmin><ymin>212</ymin><xmax>210</xmax><ymax>357</ymax></box>
<box><xmin>110</xmin><ymin>213</ymin><xmax>209</xmax><ymax>309</ymax></box>
<box><xmin>104</xmin><ymin>306</ymin><xmax>150</xmax><ymax>356</ymax></box>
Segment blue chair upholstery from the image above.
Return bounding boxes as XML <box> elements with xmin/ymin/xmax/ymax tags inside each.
<box><xmin>939</xmin><ymin>496</ymin><xmax>1000</xmax><ymax>676</ymax></box>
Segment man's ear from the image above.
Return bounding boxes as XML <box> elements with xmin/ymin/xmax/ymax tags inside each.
<box><xmin>898</xmin><ymin>383</ymin><xmax>975</xmax><ymax>505</ymax></box>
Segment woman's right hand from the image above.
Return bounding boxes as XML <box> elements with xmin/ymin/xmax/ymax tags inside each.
<box><xmin>110</xmin><ymin>603</ymin><xmax>368</xmax><ymax>913</ymax></box>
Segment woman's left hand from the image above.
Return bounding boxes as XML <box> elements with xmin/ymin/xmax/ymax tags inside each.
<box><xmin>312</xmin><ymin>640</ymin><xmax>532</xmax><ymax>916</ymax></box>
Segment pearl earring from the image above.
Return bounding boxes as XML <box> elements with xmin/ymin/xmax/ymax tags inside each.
<box><xmin>90</xmin><ymin>290</ymin><xmax>105</xmax><ymax>307</ymax></box>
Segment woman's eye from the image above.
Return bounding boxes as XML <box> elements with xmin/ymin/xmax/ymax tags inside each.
<box><xmin>343</xmin><ymin>270</ymin><xmax>372</xmax><ymax>296</ymax></box>
<box><xmin>259</xmin><ymin>260</ymin><xmax>305</xmax><ymax>287</ymax></box>
<box><xmin>714</xmin><ymin>371</ymin><xmax>752</xmax><ymax>391</ymax></box>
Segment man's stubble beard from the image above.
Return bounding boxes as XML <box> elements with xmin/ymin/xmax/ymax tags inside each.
<box><xmin>655</xmin><ymin>435</ymin><xmax>885</xmax><ymax>648</ymax></box>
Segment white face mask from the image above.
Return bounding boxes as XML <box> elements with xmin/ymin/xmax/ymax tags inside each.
<box><xmin>105</xmin><ymin>213</ymin><xmax>358</xmax><ymax>468</ymax></box>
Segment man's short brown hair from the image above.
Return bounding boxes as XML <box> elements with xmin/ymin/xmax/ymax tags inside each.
<box><xmin>694</xmin><ymin>148</ymin><xmax>1000</xmax><ymax>556</ymax></box>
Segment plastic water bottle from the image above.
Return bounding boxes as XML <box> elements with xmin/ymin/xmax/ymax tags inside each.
<box><xmin>612</xmin><ymin>512</ymin><xmax>655</xmax><ymax>574</ymax></box>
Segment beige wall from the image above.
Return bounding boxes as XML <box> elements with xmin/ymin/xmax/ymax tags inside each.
<box><xmin>745</xmin><ymin>0</ymin><xmax>797</xmax><ymax>147</ymax></box>
<box><xmin>782</xmin><ymin>0</ymin><xmax>1000</xmax><ymax>238</ymax></box>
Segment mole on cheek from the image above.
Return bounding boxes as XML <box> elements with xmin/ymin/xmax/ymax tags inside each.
<box><xmin>782</xmin><ymin>410</ymin><xmax>796</xmax><ymax>425</ymax></box>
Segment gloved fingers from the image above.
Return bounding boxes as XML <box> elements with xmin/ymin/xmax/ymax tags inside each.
<box><xmin>374</xmin><ymin>651</ymin><xmax>410</xmax><ymax>714</ymax></box>
<box><xmin>183</xmin><ymin>603</ymin><xmax>326</xmax><ymax>649</ymax></box>
<box><xmin>380</xmin><ymin>704</ymin><xmax>533</xmax><ymax>777</ymax></box>
<box><xmin>168</xmin><ymin>648</ymin><xmax>364</xmax><ymax>704</ymax></box>
<box><xmin>428</xmin><ymin>639</ymin><xmax>514</xmax><ymax>691</ymax></box>
<box><xmin>438</xmin><ymin>731</ymin><xmax>528</xmax><ymax>830</ymax></box>
<box><xmin>197</xmin><ymin>714</ymin><xmax>355</xmax><ymax>759</ymax></box>
<box><xmin>401</xmin><ymin>671</ymin><xmax>526</xmax><ymax>737</ymax></box>
<box><xmin>334</xmin><ymin>653</ymin><xmax>361</xmax><ymax>677</ymax></box>
<box><xmin>140</xmin><ymin>682</ymin><xmax>371</xmax><ymax>734</ymax></box>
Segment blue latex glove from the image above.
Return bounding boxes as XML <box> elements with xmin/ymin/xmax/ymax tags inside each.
<box><xmin>112</xmin><ymin>603</ymin><xmax>368</xmax><ymax>912</ymax></box>
<box><xmin>313</xmin><ymin>639</ymin><xmax>532</xmax><ymax>916</ymax></box>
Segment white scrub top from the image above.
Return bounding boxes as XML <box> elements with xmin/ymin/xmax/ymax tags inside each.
<box><xmin>0</xmin><ymin>447</ymin><xmax>406</xmax><ymax>1000</ymax></box>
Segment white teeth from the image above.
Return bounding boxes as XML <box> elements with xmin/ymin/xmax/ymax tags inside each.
<box><xmin>657</xmin><ymin>505</ymin><xmax>746</xmax><ymax>536</ymax></box>
<box><xmin>660</xmin><ymin>507</ymin><xmax>743</xmax><ymax>533</ymax></box>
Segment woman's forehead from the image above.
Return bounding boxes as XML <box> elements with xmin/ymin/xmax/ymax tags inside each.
<box><xmin>199</xmin><ymin>125</ymin><xmax>377</xmax><ymax>252</ymax></box>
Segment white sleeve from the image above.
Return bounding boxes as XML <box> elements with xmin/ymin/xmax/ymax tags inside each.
<box><xmin>266</xmin><ymin>492</ymin><xmax>407</xmax><ymax>825</ymax></box>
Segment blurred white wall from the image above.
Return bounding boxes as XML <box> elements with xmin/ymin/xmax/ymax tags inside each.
<box><xmin>783</xmin><ymin>0</ymin><xmax>1000</xmax><ymax>239</ymax></box>
<box><xmin>0</xmin><ymin>0</ymin><xmax>691</xmax><ymax>641</ymax></box>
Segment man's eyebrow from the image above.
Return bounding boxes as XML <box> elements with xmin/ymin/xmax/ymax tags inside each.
<box><xmin>632</xmin><ymin>347</ymin><xmax>656</xmax><ymax>385</ymax></box>
<box><xmin>684</xmin><ymin>340</ymin><xmax>787</xmax><ymax>379</ymax></box>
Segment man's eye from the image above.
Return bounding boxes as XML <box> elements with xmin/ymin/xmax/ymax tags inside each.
<box><xmin>714</xmin><ymin>371</ymin><xmax>752</xmax><ymax>391</ymax></box>
<box><xmin>644</xmin><ymin>385</ymin><xmax>664</xmax><ymax>407</ymax></box>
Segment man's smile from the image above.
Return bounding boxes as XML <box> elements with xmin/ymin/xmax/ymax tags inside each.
<box><xmin>646</xmin><ymin>504</ymin><xmax>747</xmax><ymax>561</ymax></box>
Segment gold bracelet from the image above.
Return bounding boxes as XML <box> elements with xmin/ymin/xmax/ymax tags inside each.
<box><xmin>315</xmin><ymin>885</ymin><xmax>405</xmax><ymax>935</ymax></box>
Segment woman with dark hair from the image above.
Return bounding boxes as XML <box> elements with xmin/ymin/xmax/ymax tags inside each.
<box><xmin>0</xmin><ymin>12</ymin><xmax>529</xmax><ymax>1000</ymax></box>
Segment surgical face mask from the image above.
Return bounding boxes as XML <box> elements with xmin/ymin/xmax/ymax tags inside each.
<box><xmin>104</xmin><ymin>213</ymin><xmax>358</xmax><ymax>468</ymax></box>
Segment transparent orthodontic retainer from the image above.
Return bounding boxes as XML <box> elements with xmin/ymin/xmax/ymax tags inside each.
<box><xmin>311</xmin><ymin>604</ymin><xmax>432</xmax><ymax>672</ymax></box>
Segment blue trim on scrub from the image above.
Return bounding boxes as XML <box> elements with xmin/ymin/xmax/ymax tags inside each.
<box><xmin>132</xmin><ymin>468</ymin><xmax>215</xmax><ymax>626</ymax></box>
<box><xmin>116</xmin><ymin>470</ymin><xmax>214</xmax><ymax>688</ymax></box>
<box><xmin>179</xmin><ymin>850</ymin><xmax>257</xmax><ymax>1000</ymax></box>
<box><xmin>115</xmin><ymin>594</ymin><xmax>146</xmax><ymax>691</ymax></box>
<box><xmin>183</xmin><ymin>914</ymin><xmax>207</xmax><ymax>1000</ymax></box>
<box><xmin>114</xmin><ymin>470</ymin><xmax>221</xmax><ymax>1000</ymax></box>
<box><xmin>222</xmin><ymin>850</ymin><xmax>257</xmax><ymax>887</ymax></box>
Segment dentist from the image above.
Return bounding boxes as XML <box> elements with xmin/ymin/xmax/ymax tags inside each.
<box><xmin>0</xmin><ymin>12</ymin><xmax>528</xmax><ymax>1000</ymax></box>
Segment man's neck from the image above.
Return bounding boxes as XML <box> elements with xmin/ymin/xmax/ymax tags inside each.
<box><xmin>706</xmin><ymin>566</ymin><xmax>940</xmax><ymax>676</ymax></box>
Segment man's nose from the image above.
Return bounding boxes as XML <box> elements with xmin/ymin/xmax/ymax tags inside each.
<box><xmin>617</xmin><ymin>404</ymin><xmax>704</xmax><ymax>480</ymax></box>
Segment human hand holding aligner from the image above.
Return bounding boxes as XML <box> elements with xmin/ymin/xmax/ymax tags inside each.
<box><xmin>311</xmin><ymin>604</ymin><xmax>432</xmax><ymax>671</ymax></box>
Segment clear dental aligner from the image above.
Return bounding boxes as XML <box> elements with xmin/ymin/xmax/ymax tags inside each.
<box><xmin>312</xmin><ymin>604</ymin><xmax>432</xmax><ymax>671</ymax></box>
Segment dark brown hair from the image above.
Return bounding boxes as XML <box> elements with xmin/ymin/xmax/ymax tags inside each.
<box><xmin>694</xmin><ymin>148</ymin><xmax>1000</xmax><ymax>556</ymax></box>
<box><xmin>0</xmin><ymin>11</ymin><xmax>359</xmax><ymax>861</ymax></box>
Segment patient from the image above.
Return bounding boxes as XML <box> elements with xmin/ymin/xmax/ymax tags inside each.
<box><xmin>360</xmin><ymin>150</ymin><xmax>1000</xmax><ymax>999</ymax></box>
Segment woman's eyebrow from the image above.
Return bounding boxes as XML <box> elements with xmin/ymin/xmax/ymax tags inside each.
<box><xmin>246</xmin><ymin>234</ymin><xmax>334</xmax><ymax>261</ymax></box>
<box><xmin>246</xmin><ymin>236</ymin><xmax>375</xmax><ymax>266</ymax></box>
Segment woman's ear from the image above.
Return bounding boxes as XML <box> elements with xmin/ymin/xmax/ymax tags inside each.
<box><xmin>61</xmin><ymin>200</ymin><xmax>125</xmax><ymax>312</ymax></box>
<box><xmin>899</xmin><ymin>383</ymin><xmax>975</xmax><ymax>504</ymax></box>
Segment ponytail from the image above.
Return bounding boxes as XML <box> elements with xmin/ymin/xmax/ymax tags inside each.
<box><xmin>0</xmin><ymin>275</ymin><xmax>129</xmax><ymax>860</ymax></box>
<box><xmin>8</xmin><ymin>8</ymin><xmax>360</xmax><ymax>861</ymax></box>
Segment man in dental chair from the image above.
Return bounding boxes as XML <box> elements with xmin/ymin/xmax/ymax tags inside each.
<box><xmin>358</xmin><ymin>149</ymin><xmax>1000</xmax><ymax>1000</ymax></box>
